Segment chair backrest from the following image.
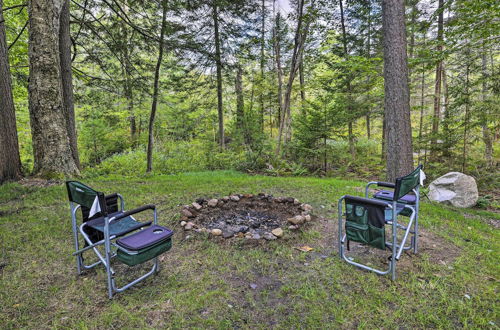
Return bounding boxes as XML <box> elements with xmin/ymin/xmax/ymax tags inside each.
<box><xmin>66</xmin><ymin>181</ymin><xmax>108</xmax><ymax>220</ymax></box>
<box><xmin>393</xmin><ymin>165</ymin><xmax>423</xmax><ymax>201</ymax></box>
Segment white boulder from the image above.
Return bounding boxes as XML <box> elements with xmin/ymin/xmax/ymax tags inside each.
<box><xmin>428</xmin><ymin>172</ymin><xmax>478</xmax><ymax>208</ymax></box>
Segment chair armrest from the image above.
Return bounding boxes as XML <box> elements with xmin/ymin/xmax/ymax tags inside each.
<box><xmin>377</xmin><ymin>182</ymin><xmax>395</xmax><ymax>188</ymax></box>
<box><xmin>110</xmin><ymin>204</ymin><xmax>156</xmax><ymax>222</ymax></box>
<box><xmin>344</xmin><ymin>195</ymin><xmax>392</xmax><ymax>208</ymax></box>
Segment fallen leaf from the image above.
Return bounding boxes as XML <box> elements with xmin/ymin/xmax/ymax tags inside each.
<box><xmin>295</xmin><ymin>246</ymin><xmax>314</xmax><ymax>252</ymax></box>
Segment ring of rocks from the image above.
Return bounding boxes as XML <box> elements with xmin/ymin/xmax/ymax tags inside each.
<box><xmin>179</xmin><ymin>193</ymin><xmax>315</xmax><ymax>240</ymax></box>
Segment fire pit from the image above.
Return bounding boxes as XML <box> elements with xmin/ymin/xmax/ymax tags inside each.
<box><xmin>179</xmin><ymin>193</ymin><xmax>315</xmax><ymax>240</ymax></box>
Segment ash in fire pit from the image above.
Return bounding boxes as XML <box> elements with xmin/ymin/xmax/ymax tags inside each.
<box><xmin>179</xmin><ymin>193</ymin><xmax>315</xmax><ymax>240</ymax></box>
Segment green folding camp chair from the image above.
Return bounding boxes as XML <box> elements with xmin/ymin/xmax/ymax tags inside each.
<box><xmin>66</xmin><ymin>181</ymin><xmax>173</xmax><ymax>298</ymax></box>
<box><xmin>337</xmin><ymin>165</ymin><xmax>423</xmax><ymax>280</ymax></box>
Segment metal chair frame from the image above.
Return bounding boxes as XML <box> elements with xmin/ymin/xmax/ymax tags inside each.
<box><xmin>338</xmin><ymin>177</ymin><xmax>421</xmax><ymax>281</ymax></box>
<box><xmin>69</xmin><ymin>194</ymin><xmax>160</xmax><ymax>299</ymax></box>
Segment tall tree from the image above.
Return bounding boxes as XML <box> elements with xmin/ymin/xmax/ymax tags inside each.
<box><xmin>276</xmin><ymin>0</ymin><xmax>312</xmax><ymax>154</ymax></box>
<box><xmin>430</xmin><ymin>0</ymin><xmax>444</xmax><ymax>160</ymax></box>
<box><xmin>59</xmin><ymin>0</ymin><xmax>80</xmax><ymax>169</ymax></box>
<box><xmin>235</xmin><ymin>64</ymin><xmax>245</xmax><ymax>136</ymax></box>
<box><xmin>28</xmin><ymin>0</ymin><xmax>79</xmax><ymax>176</ymax></box>
<box><xmin>273</xmin><ymin>2</ymin><xmax>284</xmax><ymax>139</ymax></box>
<box><xmin>0</xmin><ymin>0</ymin><xmax>22</xmax><ymax>182</ymax></box>
<box><xmin>146</xmin><ymin>0</ymin><xmax>168</xmax><ymax>173</ymax></box>
<box><xmin>339</xmin><ymin>0</ymin><xmax>355</xmax><ymax>158</ymax></box>
<box><xmin>212</xmin><ymin>0</ymin><xmax>224</xmax><ymax>150</ymax></box>
<box><xmin>382</xmin><ymin>0</ymin><xmax>413</xmax><ymax>181</ymax></box>
<box><xmin>259</xmin><ymin>0</ymin><xmax>265</xmax><ymax>131</ymax></box>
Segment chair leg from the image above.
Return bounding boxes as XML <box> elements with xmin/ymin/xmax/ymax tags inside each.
<box><xmin>391</xmin><ymin>202</ymin><xmax>397</xmax><ymax>281</ymax></box>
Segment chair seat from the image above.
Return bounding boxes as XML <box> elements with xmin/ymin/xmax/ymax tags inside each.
<box><xmin>374</xmin><ymin>190</ymin><xmax>416</xmax><ymax>204</ymax></box>
<box><xmin>85</xmin><ymin>211</ymin><xmax>152</xmax><ymax>237</ymax></box>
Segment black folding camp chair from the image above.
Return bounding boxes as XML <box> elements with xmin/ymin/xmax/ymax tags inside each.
<box><xmin>338</xmin><ymin>165</ymin><xmax>423</xmax><ymax>280</ymax></box>
<box><xmin>66</xmin><ymin>181</ymin><xmax>173</xmax><ymax>298</ymax></box>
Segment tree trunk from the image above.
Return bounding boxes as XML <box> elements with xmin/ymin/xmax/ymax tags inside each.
<box><xmin>260</xmin><ymin>0</ymin><xmax>265</xmax><ymax>131</ymax></box>
<box><xmin>59</xmin><ymin>0</ymin><xmax>80</xmax><ymax>169</ymax></box>
<box><xmin>481</xmin><ymin>49</ymin><xmax>493</xmax><ymax>167</ymax></box>
<box><xmin>273</xmin><ymin>3</ymin><xmax>283</xmax><ymax>143</ymax></box>
<box><xmin>430</xmin><ymin>0</ymin><xmax>444</xmax><ymax>160</ymax></box>
<box><xmin>462</xmin><ymin>60</ymin><xmax>470</xmax><ymax>172</ymax></box>
<box><xmin>146</xmin><ymin>0</ymin><xmax>168</xmax><ymax>173</ymax></box>
<box><xmin>441</xmin><ymin>64</ymin><xmax>451</xmax><ymax>160</ymax></box>
<box><xmin>235</xmin><ymin>64</ymin><xmax>245</xmax><ymax>136</ymax></box>
<box><xmin>382</xmin><ymin>0</ymin><xmax>413</xmax><ymax>181</ymax></box>
<box><xmin>417</xmin><ymin>35</ymin><xmax>426</xmax><ymax>163</ymax></box>
<box><xmin>299</xmin><ymin>55</ymin><xmax>305</xmax><ymax>111</ymax></box>
<box><xmin>276</xmin><ymin>0</ymin><xmax>309</xmax><ymax>154</ymax></box>
<box><xmin>212</xmin><ymin>0</ymin><xmax>224</xmax><ymax>150</ymax></box>
<box><xmin>339</xmin><ymin>0</ymin><xmax>355</xmax><ymax>158</ymax></box>
<box><xmin>28</xmin><ymin>0</ymin><xmax>79</xmax><ymax>177</ymax></box>
<box><xmin>0</xmin><ymin>0</ymin><xmax>22</xmax><ymax>183</ymax></box>
<box><xmin>365</xmin><ymin>1</ymin><xmax>372</xmax><ymax>139</ymax></box>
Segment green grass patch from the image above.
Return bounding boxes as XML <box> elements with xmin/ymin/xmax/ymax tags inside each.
<box><xmin>0</xmin><ymin>171</ymin><xmax>498</xmax><ymax>328</ymax></box>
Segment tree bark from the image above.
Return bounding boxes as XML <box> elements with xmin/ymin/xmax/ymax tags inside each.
<box><xmin>299</xmin><ymin>55</ymin><xmax>305</xmax><ymax>111</ymax></box>
<box><xmin>212</xmin><ymin>0</ymin><xmax>224</xmax><ymax>150</ymax></box>
<box><xmin>273</xmin><ymin>2</ymin><xmax>283</xmax><ymax>141</ymax></box>
<box><xmin>260</xmin><ymin>0</ymin><xmax>265</xmax><ymax>131</ymax></box>
<box><xmin>417</xmin><ymin>35</ymin><xmax>426</xmax><ymax>163</ymax></box>
<box><xmin>339</xmin><ymin>0</ymin><xmax>355</xmax><ymax>158</ymax></box>
<box><xmin>0</xmin><ymin>0</ymin><xmax>22</xmax><ymax>183</ymax></box>
<box><xmin>481</xmin><ymin>48</ymin><xmax>493</xmax><ymax>167</ymax></box>
<box><xmin>28</xmin><ymin>0</ymin><xmax>79</xmax><ymax>177</ymax></box>
<box><xmin>462</xmin><ymin>61</ymin><xmax>470</xmax><ymax>172</ymax></box>
<box><xmin>430</xmin><ymin>0</ymin><xmax>443</xmax><ymax>159</ymax></box>
<box><xmin>276</xmin><ymin>0</ymin><xmax>309</xmax><ymax>154</ymax></box>
<box><xmin>59</xmin><ymin>0</ymin><xmax>80</xmax><ymax>169</ymax></box>
<box><xmin>146</xmin><ymin>0</ymin><xmax>168</xmax><ymax>173</ymax></box>
<box><xmin>235</xmin><ymin>64</ymin><xmax>245</xmax><ymax>136</ymax></box>
<box><xmin>382</xmin><ymin>0</ymin><xmax>413</xmax><ymax>181</ymax></box>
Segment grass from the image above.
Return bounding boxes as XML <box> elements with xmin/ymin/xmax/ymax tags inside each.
<box><xmin>0</xmin><ymin>170</ymin><xmax>499</xmax><ymax>329</ymax></box>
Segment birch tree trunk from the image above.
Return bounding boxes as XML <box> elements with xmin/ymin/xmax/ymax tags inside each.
<box><xmin>382</xmin><ymin>0</ymin><xmax>413</xmax><ymax>181</ymax></box>
<box><xmin>28</xmin><ymin>0</ymin><xmax>79</xmax><ymax>177</ymax></box>
<box><xmin>0</xmin><ymin>0</ymin><xmax>22</xmax><ymax>182</ymax></box>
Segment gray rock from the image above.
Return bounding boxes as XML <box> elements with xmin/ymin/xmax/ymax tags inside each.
<box><xmin>230</xmin><ymin>195</ymin><xmax>240</xmax><ymax>202</ymax></box>
<box><xmin>211</xmin><ymin>228</ymin><xmax>222</xmax><ymax>236</ymax></box>
<box><xmin>271</xmin><ymin>228</ymin><xmax>283</xmax><ymax>237</ymax></box>
<box><xmin>429</xmin><ymin>172</ymin><xmax>479</xmax><ymax>208</ymax></box>
<box><xmin>300</xmin><ymin>203</ymin><xmax>313</xmax><ymax>211</ymax></box>
<box><xmin>181</xmin><ymin>209</ymin><xmax>194</xmax><ymax>218</ymax></box>
<box><xmin>184</xmin><ymin>222</ymin><xmax>195</xmax><ymax>230</ymax></box>
<box><xmin>192</xmin><ymin>202</ymin><xmax>202</xmax><ymax>210</ymax></box>
<box><xmin>287</xmin><ymin>215</ymin><xmax>305</xmax><ymax>225</ymax></box>
<box><xmin>208</xmin><ymin>199</ymin><xmax>219</xmax><ymax>207</ymax></box>
<box><xmin>263</xmin><ymin>232</ymin><xmax>277</xmax><ymax>240</ymax></box>
<box><xmin>251</xmin><ymin>233</ymin><xmax>261</xmax><ymax>240</ymax></box>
